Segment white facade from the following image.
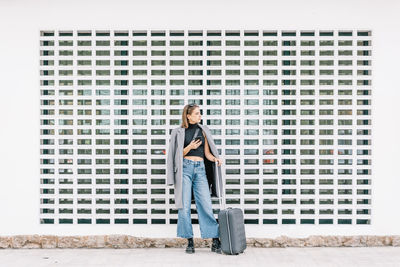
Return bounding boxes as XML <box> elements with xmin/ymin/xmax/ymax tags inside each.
<box><xmin>1</xmin><ymin>0</ymin><xmax>400</xmax><ymax>238</ymax></box>
<box><xmin>38</xmin><ymin>28</ymin><xmax>372</xmax><ymax>226</ymax></box>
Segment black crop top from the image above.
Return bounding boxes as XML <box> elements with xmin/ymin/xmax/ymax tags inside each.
<box><xmin>184</xmin><ymin>122</ymin><xmax>204</xmax><ymax>158</ymax></box>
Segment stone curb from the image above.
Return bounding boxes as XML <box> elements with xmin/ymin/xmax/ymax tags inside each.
<box><xmin>0</xmin><ymin>235</ymin><xmax>399</xmax><ymax>249</ymax></box>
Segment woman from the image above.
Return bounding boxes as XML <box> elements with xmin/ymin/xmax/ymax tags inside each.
<box><xmin>167</xmin><ymin>103</ymin><xmax>223</xmax><ymax>254</ymax></box>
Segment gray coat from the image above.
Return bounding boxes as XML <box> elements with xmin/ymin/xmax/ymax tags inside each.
<box><xmin>167</xmin><ymin>124</ymin><xmax>223</xmax><ymax>209</ymax></box>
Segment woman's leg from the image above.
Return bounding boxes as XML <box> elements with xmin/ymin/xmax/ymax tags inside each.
<box><xmin>177</xmin><ymin>163</ymin><xmax>195</xmax><ymax>238</ymax></box>
<box><xmin>192</xmin><ymin>162</ymin><xmax>219</xmax><ymax>239</ymax></box>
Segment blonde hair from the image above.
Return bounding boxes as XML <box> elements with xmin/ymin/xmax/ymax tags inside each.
<box><xmin>180</xmin><ymin>103</ymin><xmax>200</xmax><ymax>128</ymax></box>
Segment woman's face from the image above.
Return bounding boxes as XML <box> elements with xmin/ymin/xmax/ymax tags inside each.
<box><xmin>187</xmin><ymin>107</ymin><xmax>202</xmax><ymax>124</ymax></box>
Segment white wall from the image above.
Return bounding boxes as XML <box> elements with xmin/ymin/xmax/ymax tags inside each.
<box><xmin>0</xmin><ymin>0</ymin><xmax>399</xmax><ymax>238</ymax></box>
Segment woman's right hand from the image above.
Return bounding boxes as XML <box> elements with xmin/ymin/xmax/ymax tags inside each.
<box><xmin>189</xmin><ymin>139</ymin><xmax>202</xmax><ymax>150</ymax></box>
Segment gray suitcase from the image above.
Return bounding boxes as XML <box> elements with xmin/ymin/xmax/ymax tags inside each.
<box><xmin>214</xmin><ymin>162</ymin><xmax>247</xmax><ymax>255</ymax></box>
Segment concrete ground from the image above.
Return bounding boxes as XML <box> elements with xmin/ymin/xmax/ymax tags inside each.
<box><xmin>0</xmin><ymin>247</ymin><xmax>400</xmax><ymax>267</ymax></box>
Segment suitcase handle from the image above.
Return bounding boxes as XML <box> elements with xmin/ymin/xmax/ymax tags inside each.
<box><xmin>214</xmin><ymin>161</ymin><xmax>226</xmax><ymax>211</ymax></box>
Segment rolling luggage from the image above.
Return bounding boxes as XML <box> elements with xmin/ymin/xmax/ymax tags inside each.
<box><xmin>214</xmin><ymin>161</ymin><xmax>247</xmax><ymax>255</ymax></box>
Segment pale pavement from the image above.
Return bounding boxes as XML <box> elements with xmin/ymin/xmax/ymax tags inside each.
<box><xmin>0</xmin><ymin>247</ymin><xmax>400</xmax><ymax>267</ymax></box>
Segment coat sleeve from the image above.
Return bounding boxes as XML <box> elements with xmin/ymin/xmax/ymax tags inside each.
<box><xmin>166</xmin><ymin>129</ymin><xmax>176</xmax><ymax>186</ymax></box>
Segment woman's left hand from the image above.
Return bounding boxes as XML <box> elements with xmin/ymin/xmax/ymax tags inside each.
<box><xmin>214</xmin><ymin>158</ymin><xmax>223</xmax><ymax>166</ymax></box>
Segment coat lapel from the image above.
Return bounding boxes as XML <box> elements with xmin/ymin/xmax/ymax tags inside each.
<box><xmin>176</xmin><ymin>128</ymin><xmax>184</xmax><ymax>149</ymax></box>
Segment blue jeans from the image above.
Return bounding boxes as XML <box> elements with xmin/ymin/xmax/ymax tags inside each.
<box><xmin>177</xmin><ymin>158</ymin><xmax>219</xmax><ymax>239</ymax></box>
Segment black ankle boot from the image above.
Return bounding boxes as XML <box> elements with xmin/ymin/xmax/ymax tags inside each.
<box><xmin>211</xmin><ymin>237</ymin><xmax>222</xmax><ymax>254</ymax></box>
<box><xmin>185</xmin><ymin>238</ymin><xmax>195</xmax><ymax>254</ymax></box>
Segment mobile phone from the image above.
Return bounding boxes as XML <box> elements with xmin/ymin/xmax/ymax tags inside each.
<box><xmin>194</xmin><ymin>136</ymin><xmax>202</xmax><ymax>142</ymax></box>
